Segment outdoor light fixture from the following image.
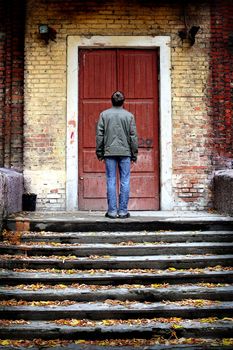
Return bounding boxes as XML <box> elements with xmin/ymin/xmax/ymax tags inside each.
<box><xmin>178</xmin><ymin>1</ymin><xmax>200</xmax><ymax>46</ymax></box>
<box><xmin>39</xmin><ymin>24</ymin><xmax>49</xmax><ymax>34</ymax></box>
<box><xmin>178</xmin><ymin>26</ymin><xmax>200</xmax><ymax>46</ymax></box>
<box><xmin>38</xmin><ymin>24</ymin><xmax>57</xmax><ymax>44</ymax></box>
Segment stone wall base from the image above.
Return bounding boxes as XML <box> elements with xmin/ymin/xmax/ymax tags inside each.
<box><xmin>214</xmin><ymin>170</ymin><xmax>233</xmax><ymax>216</ymax></box>
<box><xmin>0</xmin><ymin>168</ymin><xmax>23</xmax><ymax>230</ymax></box>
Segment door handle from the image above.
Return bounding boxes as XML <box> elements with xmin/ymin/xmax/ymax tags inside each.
<box><xmin>80</xmin><ymin>177</ymin><xmax>84</xmax><ymax>180</ymax></box>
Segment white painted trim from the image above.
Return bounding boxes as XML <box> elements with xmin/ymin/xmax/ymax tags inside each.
<box><xmin>66</xmin><ymin>35</ymin><xmax>173</xmax><ymax>211</ymax></box>
<box><xmin>66</xmin><ymin>37</ymin><xmax>78</xmax><ymax>210</ymax></box>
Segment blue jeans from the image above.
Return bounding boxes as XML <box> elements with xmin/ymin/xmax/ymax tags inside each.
<box><xmin>105</xmin><ymin>156</ymin><xmax>131</xmax><ymax>216</ymax></box>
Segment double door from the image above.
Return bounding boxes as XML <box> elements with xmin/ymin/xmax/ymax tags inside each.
<box><xmin>78</xmin><ymin>48</ymin><xmax>159</xmax><ymax>210</ymax></box>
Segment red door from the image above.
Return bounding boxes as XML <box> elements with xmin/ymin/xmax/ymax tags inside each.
<box><xmin>78</xmin><ymin>49</ymin><xmax>159</xmax><ymax>210</ymax></box>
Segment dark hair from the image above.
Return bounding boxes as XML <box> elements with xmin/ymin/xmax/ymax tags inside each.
<box><xmin>111</xmin><ymin>91</ymin><xmax>125</xmax><ymax>106</ymax></box>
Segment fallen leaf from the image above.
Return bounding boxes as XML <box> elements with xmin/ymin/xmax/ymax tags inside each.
<box><xmin>0</xmin><ymin>340</ymin><xmax>11</xmax><ymax>346</ymax></box>
<box><xmin>75</xmin><ymin>340</ymin><xmax>86</xmax><ymax>344</ymax></box>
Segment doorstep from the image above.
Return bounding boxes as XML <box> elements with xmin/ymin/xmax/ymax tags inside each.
<box><xmin>3</xmin><ymin>211</ymin><xmax>233</xmax><ymax>232</ymax></box>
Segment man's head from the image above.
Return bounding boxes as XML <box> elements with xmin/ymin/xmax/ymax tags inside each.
<box><xmin>111</xmin><ymin>91</ymin><xmax>125</xmax><ymax>107</ymax></box>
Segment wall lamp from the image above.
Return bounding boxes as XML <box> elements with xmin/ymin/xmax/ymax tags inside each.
<box><xmin>178</xmin><ymin>26</ymin><xmax>200</xmax><ymax>46</ymax></box>
<box><xmin>178</xmin><ymin>1</ymin><xmax>200</xmax><ymax>46</ymax></box>
<box><xmin>38</xmin><ymin>24</ymin><xmax>57</xmax><ymax>44</ymax></box>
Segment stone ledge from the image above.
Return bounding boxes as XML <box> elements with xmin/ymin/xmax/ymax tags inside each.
<box><xmin>214</xmin><ymin>170</ymin><xmax>233</xmax><ymax>216</ymax></box>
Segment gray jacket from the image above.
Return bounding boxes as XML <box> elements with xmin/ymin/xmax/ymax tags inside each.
<box><xmin>96</xmin><ymin>106</ymin><xmax>138</xmax><ymax>161</ymax></box>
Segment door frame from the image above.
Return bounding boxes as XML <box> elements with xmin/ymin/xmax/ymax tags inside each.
<box><xmin>66</xmin><ymin>35</ymin><xmax>173</xmax><ymax>211</ymax></box>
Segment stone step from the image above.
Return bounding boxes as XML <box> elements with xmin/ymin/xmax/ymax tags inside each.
<box><xmin>5</xmin><ymin>212</ymin><xmax>233</xmax><ymax>232</ymax></box>
<box><xmin>0</xmin><ymin>285</ymin><xmax>232</xmax><ymax>302</ymax></box>
<box><xmin>0</xmin><ymin>319</ymin><xmax>232</xmax><ymax>340</ymax></box>
<box><xmin>2</xmin><ymin>214</ymin><xmax>233</xmax><ymax>348</ymax></box>
<box><xmin>0</xmin><ymin>339</ymin><xmax>232</xmax><ymax>350</ymax></box>
<box><xmin>1</xmin><ymin>254</ymin><xmax>233</xmax><ymax>270</ymax></box>
<box><xmin>0</xmin><ymin>344</ymin><xmax>231</xmax><ymax>350</ymax></box>
<box><xmin>1</xmin><ymin>242</ymin><xmax>233</xmax><ymax>256</ymax></box>
<box><xmin>20</xmin><ymin>231</ymin><xmax>233</xmax><ymax>244</ymax></box>
<box><xmin>1</xmin><ymin>269</ymin><xmax>232</xmax><ymax>285</ymax></box>
<box><xmin>1</xmin><ymin>300</ymin><xmax>233</xmax><ymax>320</ymax></box>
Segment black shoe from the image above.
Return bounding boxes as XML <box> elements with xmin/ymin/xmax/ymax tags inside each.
<box><xmin>119</xmin><ymin>213</ymin><xmax>130</xmax><ymax>219</ymax></box>
<box><xmin>105</xmin><ymin>212</ymin><xmax>117</xmax><ymax>219</ymax></box>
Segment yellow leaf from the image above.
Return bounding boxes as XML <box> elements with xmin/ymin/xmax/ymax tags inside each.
<box><xmin>222</xmin><ymin>339</ymin><xmax>233</xmax><ymax>346</ymax></box>
<box><xmin>151</xmin><ymin>283</ymin><xmax>168</xmax><ymax>288</ymax></box>
<box><xmin>102</xmin><ymin>320</ymin><xmax>112</xmax><ymax>326</ymax></box>
<box><xmin>70</xmin><ymin>320</ymin><xmax>81</xmax><ymax>326</ymax></box>
<box><xmin>172</xmin><ymin>324</ymin><xmax>183</xmax><ymax>329</ymax></box>
<box><xmin>168</xmin><ymin>267</ymin><xmax>176</xmax><ymax>272</ymax></box>
<box><xmin>75</xmin><ymin>340</ymin><xmax>86</xmax><ymax>344</ymax></box>
<box><xmin>0</xmin><ymin>340</ymin><xmax>11</xmax><ymax>346</ymax></box>
<box><xmin>98</xmin><ymin>341</ymin><xmax>108</xmax><ymax>346</ymax></box>
<box><xmin>200</xmin><ymin>317</ymin><xmax>218</xmax><ymax>323</ymax></box>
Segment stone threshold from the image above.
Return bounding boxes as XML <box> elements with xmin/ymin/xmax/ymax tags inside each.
<box><xmin>4</xmin><ymin>211</ymin><xmax>233</xmax><ymax>232</ymax></box>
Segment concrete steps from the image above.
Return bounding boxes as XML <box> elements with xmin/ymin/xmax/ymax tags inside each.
<box><xmin>0</xmin><ymin>346</ymin><xmax>231</xmax><ymax>350</ymax></box>
<box><xmin>2</xmin><ymin>300</ymin><xmax>233</xmax><ymax>321</ymax></box>
<box><xmin>4</xmin><ymin>211</ymin><xmax>233</xmax><ymax>232</ymax></box>
<box><xmin>0</xmin><ymin>212</ymin><xmax>233</xmax><ymax>349</ymax></box>
<box><xmin>1</xmin><ymin>284</ymin><xmax>232</xmax><ymax>302</ymax></box>
<box><xmin>1</xmin><ymin>242</ymin><xmax>233</xmax><ymax>256</ymax></box>
<box><xmin>20</xmin><ymin>231</ymin><xmax>233</xmax><ymax>243</ymax></box>
<box><xmin>1</xmin><ymin>269</ymin><xmax>233</xmax><ymax>285</ymax></box>
<box><xmin>1</xmin><ymin>254</ymin><xmax>233</xmax><ymax>270</ymax></box>
<box><xmin>0</xmin><ymin>319</ymin><xmax>232</xmax><ymax>340</ymax></box>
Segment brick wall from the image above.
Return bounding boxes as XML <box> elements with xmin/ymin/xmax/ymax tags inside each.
<box><xmin>24</xmin><ymin>0</ymin><xmax>212</xmax><ymax>211</ymax></box>
<box><xmin>0</xmin><ymin>0</ymin><xmax>4</xmax><ymax>167</ymax></box>
<box><xmin>1</xmin><ymin>0</ymin><xmax>231</xmax><ymax>211</ymax></box>
<box><xmin>209</xmin><ymin>0</ymin><xmax>233</xmax><ymax>169</ymax></box>
<box><xmin>0</xmin><ymin>0</ymin><xmax>25</xmax><ymax>171</ymax></box>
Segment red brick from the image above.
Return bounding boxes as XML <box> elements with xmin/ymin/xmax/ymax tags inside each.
<box><xmin>0</xmin><ymin>0</ymin><xmax>25</xmax><ymax>170</ymax></box>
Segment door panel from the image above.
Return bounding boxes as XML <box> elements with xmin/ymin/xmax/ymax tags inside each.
<box><xmin>118</xmin><ymin>50</ymin><xmax>159</xmax><ymax>210</ymax></box>
<box><xmin>133</xmin><ymin>150</ymin><xmax>155</xmax><ymax>172</ymax></box>
<box><xmin>82</xmin><ymin>101</ymin><xmax>110</xmax><ymax>148</ymax></box>
<box><xmin>118</xmin><ymin>50</ymin><xmax>156</xmax><ymax>98</ymax></box>
<box><xmin>83</xmin><ymin>177</ymin><xmax>106</xmax><ymax>198</ymax></box>
<box><xmin>78</xmin><ymin>49</ymin><xmax>159</xmax><ymax>210</ymax></box>
<box><xmin>83</xmin><ymin>150</ymin><xmax>104</xmax><ymax>172</ymax></box>
<box><xmin>82</xmin><ymin>50</ymin><xmax>117</xmax><ymax>98</ymax></box>
<box><xmin>130</xmin><ymin>175</ymin><xmax>156</xmax><ymax>197</ymax></box>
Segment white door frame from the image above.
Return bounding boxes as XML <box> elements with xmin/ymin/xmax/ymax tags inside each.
<box><xmin>66</xmin><ymin>35</ymin><xmax>173</xmax><ymax>211</ymax></box>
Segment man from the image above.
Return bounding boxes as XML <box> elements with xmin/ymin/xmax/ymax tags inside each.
<box><xmin>96</xmin><ymin>91</ymin><xmax>138</xmax><ymax>219</ymax></box>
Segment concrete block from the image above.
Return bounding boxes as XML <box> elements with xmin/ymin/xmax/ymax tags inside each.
<box><xmin>0</xmin><ymin>168</ymin><xmax>24</xmax><ymax>217</ymax></box>
<box><xmin>213</xmin><ymin>170</ymin><xmax>233</xmax><ymax>216</ymax></box>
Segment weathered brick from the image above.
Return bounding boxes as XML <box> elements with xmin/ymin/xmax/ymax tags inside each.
<box><xmin>0</xmin><ymin>0</ymin><xmax>231</xmax><ymax>211</ymax></box>
<box><xmin>0</xmin><ymin>0</ymin><xmax>25</xmax><ymax>171</ymax></box>
<box><xmin>208</xmin><ymin>0</ymin><xmax>233</xmax><ymax>166</ymax></box>
<box><xmin>22</xmin><ymin>0</ymin><xmax>213</xmax><ymax>210</ymax></box>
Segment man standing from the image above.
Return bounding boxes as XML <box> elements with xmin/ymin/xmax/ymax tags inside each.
<box><xmin>96</xmin><ymin>91</ymin><xmax>138</xmax><ymax>219</ymax></box>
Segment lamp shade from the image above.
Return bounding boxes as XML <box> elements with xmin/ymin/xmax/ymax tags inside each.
<box><xmin>39</xmin><ymin>24</ymin><xmax>49</xmax><ymax>34</ymax></box>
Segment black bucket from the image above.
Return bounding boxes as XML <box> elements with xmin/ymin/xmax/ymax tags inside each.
<box><xmin>22</xmin><ymin>193</ymin><xmax>37</xmax><ymax>211</ymax></box>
